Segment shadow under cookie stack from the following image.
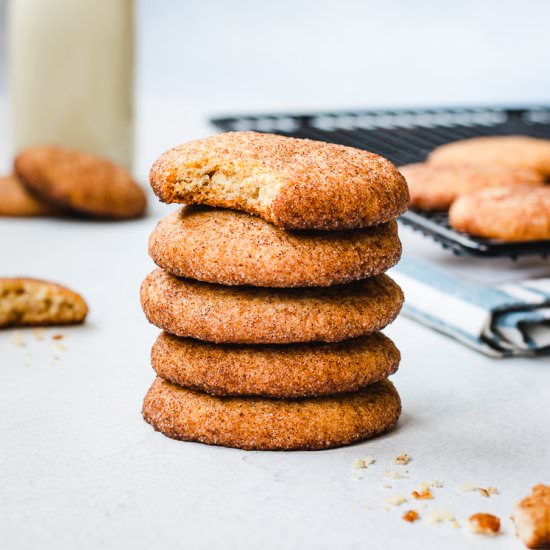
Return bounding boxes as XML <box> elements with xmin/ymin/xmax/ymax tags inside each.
<box><xmin>140</xmin><ymin>132</ymin><xmax>410</xmax><ymax>451</ymax></box>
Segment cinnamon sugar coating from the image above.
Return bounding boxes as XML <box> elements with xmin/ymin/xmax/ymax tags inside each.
<box><xmin>140</xmin><ymin>268</ymin><xmax>404</xmax><ymax>344</ymax></box>
<box><xmin>151</xmin><ymin>331</ymin><xmax>400</xmax><ymax>398</ymax></box>
<box><xmin>148</xmin><ymin>207</ymin><xmax>401</xmax><ymax>287</ymax></box>
<box><xmin>142</xmin><ymin>376</ymin><xmax>401</xmax><ymax>450</ymax></box>
<box><xmin>149</xmin><ymin>131</ymin><xmax>409</xmax><ymax>230</ymax></box>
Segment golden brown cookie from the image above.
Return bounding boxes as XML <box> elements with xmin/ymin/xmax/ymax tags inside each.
<box><xmin>151</xmin><ymin>331</ymin><xmax>400</xmax><ymax>398</ymax></box>
<box><xmin>14</xmin><ymin>146</ymin><xmax>147</xmax><ymax>219</ymax></box>
<box><xmin>142</xmin><ymin>376</ymin><xmax>401</xmax><ymax>450</ymax></box>
<box><xmin>449</xmin><ymin>186</ymin><xmax>550</xmax><ymax>241</ymax></box>
<box><xmin>400</xmin><ymin>163</ymin><xmax>544</xmax><ymax>210</ymax></box>
<box><xmin>140</xmin><ymin>268</ymin><xmax>403</xmax><ymax>344</ymax></box>
<box><xmin>428</xmin><ymin>136</ymin><xmax>550</xmax><ymax>176</ymax></box>
<box><xmin>0</xmin><ymin>278</ymin><xmax>88</xmax><ymax>327</ymax></box>
<box><xmin>148</xmin><ymin>207</ymin><xmax>402</xmax><ymax>287</ymax></box>
<box><xmin>149</xmin><ymin>131</ymin><xmax>409</xmax><ymax>230</ymax></box>
<box><xmin>0</xmin><ymin>174</ymin><xmax>59</xmax><ymax>217</ymax></box>
<box><xmin>512</xmin><ymin>484</ymin><xmax>550</xmax><ymax>549</ymax></box>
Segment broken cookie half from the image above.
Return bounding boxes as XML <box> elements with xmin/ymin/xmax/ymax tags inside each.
<box><xmin>0</xmin><ymin>278</ymin><xmax>88</xmax><ymax>328</ymax></box>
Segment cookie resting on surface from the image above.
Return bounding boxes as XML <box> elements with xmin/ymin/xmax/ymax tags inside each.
<box><xmin>149</xmin><ymin>131</ymin><xmax>409</xmax><ymax>230</ymax></box>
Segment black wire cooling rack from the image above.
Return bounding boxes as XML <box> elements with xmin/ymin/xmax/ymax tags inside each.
<box><xmin>210</xmin><ymin>106</ymin><xmax>550</xmax><ymax>258</ymax></box>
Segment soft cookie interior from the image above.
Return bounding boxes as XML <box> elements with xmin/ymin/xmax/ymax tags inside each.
<box><xmin>0</xmin><ymin>279</ymin><xmax>88</xmax><ymax>327</ymax></box>
<box><xmin>170</xmin><ymin>161</ymin><xmax>282</xmax><ymax>216</ymax></box>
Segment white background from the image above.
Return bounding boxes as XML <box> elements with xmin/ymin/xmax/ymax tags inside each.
<box><xmin>1</xmin><ymin>2</ymin><xmax>549</xmax><ymax>549</ymax></box>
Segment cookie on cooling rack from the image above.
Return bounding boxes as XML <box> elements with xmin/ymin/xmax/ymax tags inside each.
<box><xmin>400</xmin><ymin>163</ymin><xmax>544</xmax><ymax>210</ymax></box>
<box><xmin>428</xmin><ymin>135</ymin><xmax>550</xmax><ymax>177</ymax></box>
<box><xmin>449</xmin><ymin>186</ymin><xmax>550</xmax><ymax>241</ymax></box>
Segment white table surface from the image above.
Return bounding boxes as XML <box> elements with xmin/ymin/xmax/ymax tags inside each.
<box><xmin>1</xmin><ymin>102</ymin><xmax>549</xmax><ymax>550</ymax></box>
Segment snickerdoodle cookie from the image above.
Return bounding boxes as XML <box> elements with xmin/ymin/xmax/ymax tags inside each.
<box><xmin>151</xmin><ymin>331</ymin><xmax>400</xmax><ymax>398</ymax></box>
<box><xmin>140</xmin><ymin>269</ymin><xmax>403</xmax><ymax>344</ymax></box>
<box><xmin>0</xmin><ymin>278</ymin><xmax>88</xmax><ymax>327</ymax></box>
<box><xmin>14</xmin><ymin>146</ymin><xmax>147</xmax><ymax>218</ymax></box>
<box><xmin>400</xmin><ymin>163</ymin><xmax>544</xmax><ymax>210</ymax></box>
<box><xmin>149</xmin><ymin>131</ymin><xmax>409</xmax><ymax>230</ymax></box>
<box><xmin>142</xmin><ymin>376</ymin><xmax>401</xmax><ymax>450</ymax></box>
<box><xmin>0</xmin><ymin>175</ymin><xmax>58</xmax><ymax>217</ymax></box>
<box><xmin>428</xmin><ymin>136</ymin><xmax>550</xmax><ymax>177</ymax></box>
<box><xmin>449</xmin><ymin>186</ymin><xmax>550</xmax><ymax>241</ymax></box>
<box><xmin>148</xmin><ymin>207</ymin><xmax>402</xmax><ymax>287</ymax></box>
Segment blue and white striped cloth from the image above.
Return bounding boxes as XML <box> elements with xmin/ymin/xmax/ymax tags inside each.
<box><xmin>391</xmin><ymin>257</ymin><xmax>550</xmax><ymax>357</ymax></box>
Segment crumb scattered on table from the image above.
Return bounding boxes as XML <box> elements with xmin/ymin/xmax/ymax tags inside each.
<box><xmin>478</xmin><ymin>486</ymin><xmax>499</xmax><ymax>497</ymax></box>
<box><xmin>32</xmin><ymin>328</ymin><xmax>45</xmax><ymax>341</ymax></box>
<box><xmin>352</xmin><ymin>456</ymin><xmax>375</xmax><ymax>469</ymax></box>
<box><xmin>412</xmin><ymin>484</ymin><xmax>433</xmax><ymax>500</ymax></box>
<box><xmin>466</xmin><ymin>513</ymin><xmax>500</xmax><ymax>535</ymax></box>
<box><xmin>425</xmin><ymin>509</ymin><xmax>460</xmax><ymax>527</ymax></box>
<box><xmin>10</xmin><ymin>331</ymin><xmax>26</xmax><ymax>347</ymax></box>
<box><xmin>385</xmin><ymin>470</ymin><xmax>408</xmax><ymax>479</ymax></box>
<box><xmin>52</xmin><ymin>334</ymin><xmax>64</xmax><ymax>340</ymax></box>
<box><xmin>394</xmin><ymin>453</ymin><xmax>410</xmax><ymax>465</ymax></box>
<box><xmin>384</xmin><ymin>494</ymin><xmax>408</xmax><ymax>507</ymax></box>
<box><xmin>402</xmin><ymin>510</ymin><xmax>419</xmax><ymax>523</ymax></box>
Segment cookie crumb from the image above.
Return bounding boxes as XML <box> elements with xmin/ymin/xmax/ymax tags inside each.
<box><xmin>51</xmin><ymin>334</ymin><xmax>64</xmax><ymax>340</ymax></box>
<box><xmin>53</xmin><ymin>342</ymin><xmax>66</xmax><ymax>352</ymax></box>
<box><xmin>424</xmin><ymin>509</ymin><xmax>459</xmax><ymax>527</ymax></box>
<box><xmin>10</xmin><ymin>331</ymin><xmax>26</xmax><ymax>347</ymax></box>
<box><xmin>466</xmin><ymin>513</ymin><xmax>500</xmax><ymax>535</ymax></box>
<box><xmin>402</xmin><ymin>510</ymin><xmax>419</xmax><ymax>523</ymax></box>
<box><xmin>384</xmin><ymin>494</ymin><xmax>408</xmax><ymax>507</ymax></box>
<box><xmin>426</xmin><ymin>510</ymin><xmax>443</xmax><ymax>525</ymax></box>
<box><xmin>459</xmin><ymin>482</ymin><xmax>475</xmax><ymax>492</ymax></box>
<box><xmin>442</xmin><ymin>510</ymin><xmax>460</xmax><ymax>528</ymax></box>
<box><xmin>412</xmin><ymin>486</ymin><xmax>433</xmax><ymax>500</ymax></box>
<box><xmin>352</xmin><ymin>456</ymin><xmax>375</xmax><ymax>469</ymax></box>
<box><xmin>394</xmin><ymin>453</ymin><xmax>410</xmax><ymax>465</ymax></box>
<box><xmin>385</xmin><ymin>470</ymin><xmax>408</xmax><ymax>479</ymax></box>
<box><xmin>32</xmin><ymin>328</ymin><xmax>45</xmax><ymax>341</ymax></box>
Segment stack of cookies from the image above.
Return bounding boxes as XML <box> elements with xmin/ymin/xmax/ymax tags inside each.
<box><xmin>140</xmin><ymin>131</ymin><xmax>410</xmax><ymax>451</ymax></box>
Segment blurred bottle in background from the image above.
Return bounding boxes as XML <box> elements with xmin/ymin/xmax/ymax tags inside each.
<box><xmin>8</xmin><ymin>0</ymin><xmax>134</xmax><ymax>169</ymax></box>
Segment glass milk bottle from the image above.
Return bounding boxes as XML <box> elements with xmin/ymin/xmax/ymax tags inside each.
<box><xmin>8</xmin><ymin>0</ymin><xmax>134</xmax><ymax>169</ymax></box>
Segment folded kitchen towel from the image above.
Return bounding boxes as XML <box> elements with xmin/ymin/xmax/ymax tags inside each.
<box><xmin>391</xmin><ymin>257</ymin><xmax>550</xmax><ymax>357</ymax></box>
